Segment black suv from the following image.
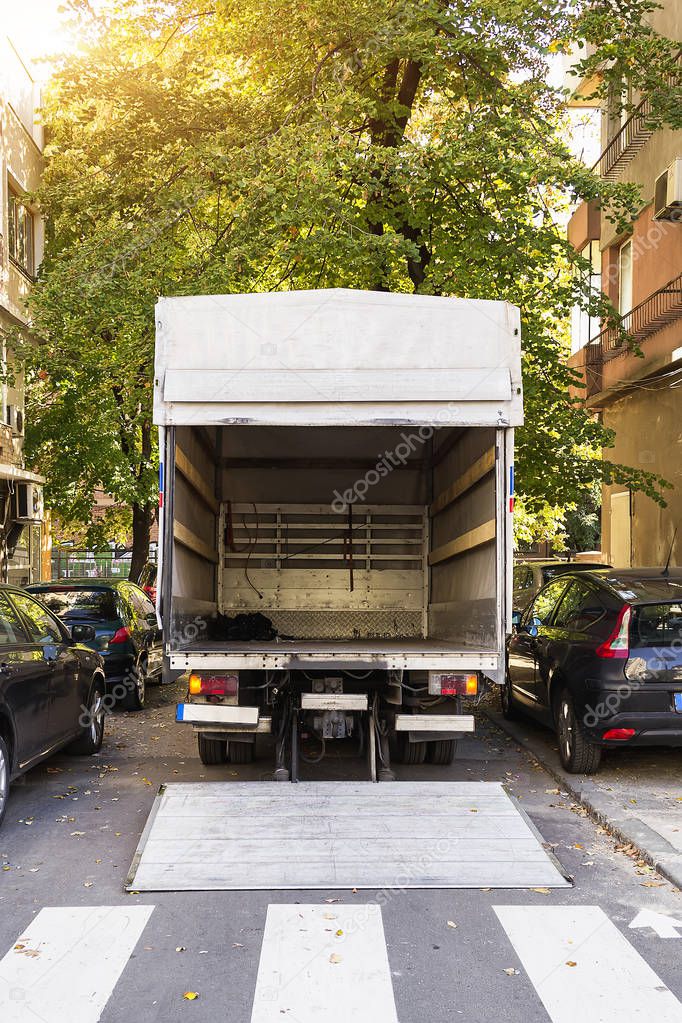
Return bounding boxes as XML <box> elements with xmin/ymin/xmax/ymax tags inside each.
<box><xmin>505</xmin><ymin>569</ymin><xmax>682</xmax><ymax>774</ymax></box>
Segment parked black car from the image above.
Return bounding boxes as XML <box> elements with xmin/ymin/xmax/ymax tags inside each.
<box><xmin>513</xmin><ymin>559</ymin><xmax>611</xmax><ymax>616</ymax></box>
<box><xmin>505</xmin><ymin>569</ymin><xmax>682</xmax><ymax>774</ymax></box>
<box><xmin>28</xmin><ymin>579</ymin><xmax>162</xmax><ymax>712</ymax></box>
<box><xmin>0</xmin><ymin>584</ymin><xmax>106</xmax><ymax>827</ymax></box>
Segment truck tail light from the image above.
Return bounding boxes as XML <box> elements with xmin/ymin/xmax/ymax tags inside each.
<box><xmin>109</xmin><ymin>627</ymin><xmax>131</xmax><ymax>644</ymax></box>
<box><xmin>596</xmin><ymin>605</ymin><xmax>631</xmax><ymax>659</ymax></box>
<box><xmin>602</xmin><ymin>728</ymin><xmax>635</xmax><ymax>741</ymax></box>
<box><xmin>189</xmin><ymin>672</ymin><xmax>238</xmax><ymax>697</ymax></box>
<box><xmin>428</xmin><ymin>672</ymin><xmax>478</xmax><ymax>696</ymax></box>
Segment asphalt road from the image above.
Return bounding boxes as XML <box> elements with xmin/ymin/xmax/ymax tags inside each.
<box><xmin>1</xmin><ymin>677</ymin><xmax>681</xmax><ymax>1022</ymax></box>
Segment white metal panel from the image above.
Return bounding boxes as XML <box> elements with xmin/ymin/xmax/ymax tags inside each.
<box><xmin>177</xmin><ymin>704</ymin><xmax>259</xmax><ymax>725</ymax></box>
<box><xmin>126</xmin><ymin>781</ymin><xmax>569</xmax><ymax>891</ymax></box>
<box><xmin>154</xmin><ymin>289</ymin><xmax>523</xmax><ymax>427</ymax></box>
<box><xmin>394</xmin><ymin>714</ymin><xmax>474</xmax><ymax>732</ymax></box>
<box><xmin>164</xmin><ymin>367</ymin><xmax>511</xmax><ymax>403</ymax></box>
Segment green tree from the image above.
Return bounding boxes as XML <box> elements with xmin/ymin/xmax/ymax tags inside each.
<box><xmin>14</xmin><ymin>0</ymin><xmax>680</xmax><ymax>562</ymax></box>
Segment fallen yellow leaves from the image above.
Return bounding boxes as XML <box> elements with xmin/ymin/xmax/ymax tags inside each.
<box><xmin>183</xmin><ymin>991</ymin><xmax>199</xmax><ymax>1001</ymax></box>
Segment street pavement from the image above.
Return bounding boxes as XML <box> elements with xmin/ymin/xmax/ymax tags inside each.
<box><xmin>0</xmin><ymin>677</ymin><xmax>681</xmax><ymax>1022</ymax></box>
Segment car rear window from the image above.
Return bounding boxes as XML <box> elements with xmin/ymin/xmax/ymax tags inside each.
<box><xmin>35</xmin><ymin>588</ymin><xmax>118</xmax><ymax>620</ymax></box>
<box><xmin>630</xmin><ymin>603</ymin><xmax>682</xmax><ymax>648</ymax></box>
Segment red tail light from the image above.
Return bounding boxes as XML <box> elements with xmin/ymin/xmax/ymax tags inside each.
<box><xmin>109</xmin><ymin>627</ymin><xmax>131</xmax><ymax>644</ymax></box>
<box><xmin>189</xmin><ymin>673</ymin><xmax>238</xmax><ymax>697</ymax></box>
<box><xmin>603</xmin><ymin>728</ymin><xmax>635</xmax><ymax>741</ymax></box>
<box><xmin>596</xmin><ymin>605</ymin><xmax>631</xmax><ymax>659</ymax></box>
<box><xmin>143</xmin><ymin>585</ymin><xmax>157</xmax><ymax>603</ymax></box>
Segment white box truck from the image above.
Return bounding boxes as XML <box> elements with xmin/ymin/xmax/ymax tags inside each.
<box><xmin>154</xmin><ymin>289</ymin><xmax>522</xmax><ymax>780</ymax></box>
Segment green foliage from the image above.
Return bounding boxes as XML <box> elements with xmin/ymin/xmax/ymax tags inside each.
<box><xmin>15</xmin><ymin>0</ymin><xmax>680</xmax><ymax>548</ymax></box>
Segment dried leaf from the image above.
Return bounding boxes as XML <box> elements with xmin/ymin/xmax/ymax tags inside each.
<box><xmin>503</xmin><ymin>968</ymin><xmax>519</xmax><ymax>976</ymax></box>
<box><xmin>329</xmin><ymin>953</ymin><xmax>342</xmax><ymax>964</ymax></box>
<box><xmin>335</xmin><ymin>929</ymin><xmax>344</xmax><ymax>937</ymax></box>
<box><xmin>530</xmin><ymin>887</ymin><xmax>551</xmax><ymax>895</ymax></box>
<box><xmin>176</xmin><ymin>947</ymin><xmax>186</xmax><ymax>953</ymax></box>
<box><xmin>566</xmin><ymin>961</ymin><xmax>577</xmax><ymax>967</ymax></box>
<box><xmin>446</xmin><ymin>921</ymin><xmax>457</xmax><ymax>929</ymax></box>
<box><xmin>183</xmin><ymin>992</ymin><xmax>199</xmax><ymax>1000</ymax></box>
<box><xmin>322</xmin><ymin>913</ymin><xmax>337</xmax><ymax>920</ymax></box>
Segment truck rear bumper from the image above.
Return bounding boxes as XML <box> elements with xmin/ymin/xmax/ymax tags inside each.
<box><xmin>169</xmin><ymin>644</ymin><xmax>499</xmax><ymax>674</ymax></box>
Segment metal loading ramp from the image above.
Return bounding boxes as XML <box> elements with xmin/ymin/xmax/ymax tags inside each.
<box><xmin>126</xmin><ymin>781</ymin><xmax>570</xmax><ymax>892</ymax></box>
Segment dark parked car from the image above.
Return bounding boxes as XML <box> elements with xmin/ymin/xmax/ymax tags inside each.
<box><xmin>0</xmin><ymin>584</ymin><xmax>106</xmax><ymax>827</ymax></box>
<box><xmin>28</xmin><ymin>579</ymin><xmax>162</xmax><ymax>712</ymax></box>
<box><xmin>505</xmin><ymin>569</ymin><xmax>682</xmax><ymax>774</ymax></box>
<box><xmin>137</xmin><ymin>562</ymin><xmax>157</xmax><ymax>604</ymax></box>
<box><xmin>513</xmin><ymin>559</ymin><xmax>611</xmax><ymax>616</ymax></box>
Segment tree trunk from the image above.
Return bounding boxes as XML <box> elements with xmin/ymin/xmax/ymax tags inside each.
<box><xmin>129</xmin><ymin>501</ymin><xmax>154</xmax><ymax>582</ymax></box>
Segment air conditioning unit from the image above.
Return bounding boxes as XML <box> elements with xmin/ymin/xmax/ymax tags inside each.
<box><xmin>15</xmin><ymin>483</ymin><xmax>43</xmax><ymax>523</ymax></box>
<box><xmin>654</xmin><ymin>159</ymin><xmax>682</xmax><ymax>221</ymax></box>
<box><xmin>6</xmin><ymin>405</ymin><xmax>24</xmax><ymax>437</ymax></box>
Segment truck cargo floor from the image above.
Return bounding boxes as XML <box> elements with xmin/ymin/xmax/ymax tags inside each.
<box><xmin>126</xmin><ymin>781</ymin><xmax>570</xmax><ymax>891</ymax></box>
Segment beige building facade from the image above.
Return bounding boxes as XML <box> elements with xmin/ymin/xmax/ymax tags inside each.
<box><xmin>568</xmin><ymin>4</ymin><xmax>682</xmax><ymax>568</ymax></box>
<box><xmin>0</xmin><ymin>37</ymin><xmax>47</xmax><ymax>583</ymax></box>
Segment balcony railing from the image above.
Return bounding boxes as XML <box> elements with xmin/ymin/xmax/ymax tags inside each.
<box><xmin>595</xmin><ymin>52</ymin><xmax>682</xmax><ymax>181</ymax></box>
<box><xmin>584</xmin><ymin>271</ymin><xmax>682</xmax><ymax>396</ymax></box>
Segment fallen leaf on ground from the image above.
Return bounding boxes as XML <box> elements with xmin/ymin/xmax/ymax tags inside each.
<box><xmin>503</xmin><ymin>968</ymin><xmax>519</xmax><ymax>976</ymax></box>
<box><xmin>530</xmin><ymin>888</ymin><xmax>551</xmax><ymax>895</ymax></box>
<box><xmin>329</xmin><ymin>953</ymin><xmax>342</xmax><ymax>964</ymax></box>
<box><xmin>447</xmin><ymin>921</ymin><xmax>457</xmax><ymax>929</ymax></box>
<box><xmin>176</xmin><ymin>947</ymin><xmax>186</xmax><ymax>952</ymax></box>
<box><xmin>566</xmin><ymin>961</ymin><xmax>577</xmax><ymax>967</ymax></box>
<box><xmin>183</xmin><ymin>992</ymin><xmax>199</xmax><ymax>1000</ymax></box>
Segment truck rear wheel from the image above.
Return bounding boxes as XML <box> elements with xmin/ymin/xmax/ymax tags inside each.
<box><xmin>197</xmin><ymin>734</ymin><xmax>227</xmax><ymax>765</ymax></box>
<box><xmin>426</xmin><ymin>739</ymin><xmax>458</xmax><ymax>765</ymax></box>
<box><xmin>396</xmin><ymin>733</ymin><xmax>427</xmax><ymax>764</ymax></box>
<box><xmin>228</xmin><ymin>741</ymin><xmax>254</xmax><ymax>764</ymax></box>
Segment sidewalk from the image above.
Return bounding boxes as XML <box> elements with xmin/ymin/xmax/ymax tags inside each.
<box><xmin>483</xmin><ymin>703</ymin><xmax>682</xmax><ymax>890</ymax></box>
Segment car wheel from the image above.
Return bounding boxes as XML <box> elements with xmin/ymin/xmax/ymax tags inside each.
<box><xmin>68</xmin><ymin>678</ymin><xmax>106</xmax><ymax>755</ymax></box>
<box><xmin>556</xmin><ymin>688</ymin><xmax>602</xmax><ymax>775</ymax></box>
<box><xmin>121</xmin><ymin>658</ymin><xmax>146</xmax><ymax>712</ymax></box>
<box><xmin>198</xmin><ymin>734</ymin><xmax>227</xmax><ymax>765</ymax></box>
<box><xmin>0</xmin><ymin>735</ymin><xmax>10</xmax><ymax>829</ymax></box>
<box><xmin>228</xmin><ymin>741</ymin><xmax>255</xmax><ymax>764</ymax></box>
<box><xmin>426</xmin><ymin>739</ymin><xmax>458</xmax><ymax>765</ymax></box>
<box><xmin>501</xmin><ymin>673</ymin><xmax>521</xmax><ymax>721</ymax></box>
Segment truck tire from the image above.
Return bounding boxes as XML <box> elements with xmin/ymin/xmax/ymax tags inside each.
<box><xmin>396</xmin><ymin>733</ymin><xmax>427</xmax><ymax>764</ymax></box>
<box><xmin>426</xmin><ymin>739</ymin><xmax>458</xmax><ymax>765</ymax></box>
<box><xmin>197</xmin><ymin>734</ymin><xmax>227</xmax><ymax>765</ymax></box>
<box><xmin>228</xmin><ymin>741</ymin><xmax>254</xmax><ymax>764</ymax></box>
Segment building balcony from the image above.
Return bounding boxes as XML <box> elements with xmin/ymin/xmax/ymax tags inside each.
<box><xmin>595</xmin><ymin>51</ymin><xmax>682</xmax><ymax>181</ymax></box>
<box><xmin>577</xmin><ymin>271</ymin><xmax>682</xmax><ymax>399</ymax></box>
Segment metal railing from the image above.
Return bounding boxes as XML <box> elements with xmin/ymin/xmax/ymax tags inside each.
<box><xmin>595</xmin><ymin>52</ymin><xmax>682</xmax><ymax>181</ymax></box>
<box><xmin>584</xmin><ymin>271</ymin><xmax>682</xmax><ymax>396</ymax></box>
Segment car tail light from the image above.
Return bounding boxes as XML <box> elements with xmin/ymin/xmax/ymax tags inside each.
<box><xmin>428</xmin><ymin>672</ymin><xmax>478</xmax><ymax>696</ymax></box>
<box><xmin>109</xmin><ymin>627</ymin><xmax>131</xmax><ymax>644</ymax></box>
<box><xmin>602</xmin><ymin>728</ymin><xmax>635</xmax><ymax>741</ymax></box>
<box><xmin>596</xmin><ymin>605</ymin><xmax>631</xmax><ymax>659</ymax></box>
<box><xmin>189</xmin><ymin>672</ymin><xmax>238</xmax><ymax>697</ymax></box>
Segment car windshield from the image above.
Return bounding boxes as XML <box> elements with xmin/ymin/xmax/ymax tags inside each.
<box><xmin>35</xmin><ymin>588</ymin><xmax>118</xmax><ymax>621</ymax></box>
<box><xmin>630</xmin><ymin>603</ymin><xmax>682</xmax><ymax>648</ymax></box>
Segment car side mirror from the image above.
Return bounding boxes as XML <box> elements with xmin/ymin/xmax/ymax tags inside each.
<box><xmin>71</xmin><ymin>624</ymin><xmax>96</xmax><ymax>642</ymax></box>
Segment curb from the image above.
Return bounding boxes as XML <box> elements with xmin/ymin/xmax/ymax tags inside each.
<box><xmin>482</xmin><ymin>706</ymin><xmax>682</xmax><ymax>892</ymax></box>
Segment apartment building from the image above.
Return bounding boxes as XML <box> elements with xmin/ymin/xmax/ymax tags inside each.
<box><xmin>0</xmin><ymin>38</ymin><xmax>47</xmax><ymax>583</ymax></box>
<box><xmin>567</xmin><ymin>5</ymin><xmax>682</xmax><ymax>568</ymax></box>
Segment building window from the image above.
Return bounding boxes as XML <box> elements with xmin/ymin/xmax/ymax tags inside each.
<box><xmin>618</xmin><ymin>238</ymin><xmax>633</xmax><ymax>326</ymax></box>
<box><xmin>8</xmin><ymin>185</ymin><xmax>34</xmax><ymax>277</ymax></box>
<box><xmin>570</xmin><ymin>240</ymin><xmax>602</xmax><ymax>354</ymax></box>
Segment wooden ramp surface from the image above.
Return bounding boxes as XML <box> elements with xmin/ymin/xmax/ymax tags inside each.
<box><xmin>127</xmin><ymin>781</ymin><xmax>570</xmax><ymax>891</ymax></box>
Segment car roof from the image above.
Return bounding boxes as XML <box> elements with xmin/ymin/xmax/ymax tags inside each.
<box><xmin>28</xmin><ymin>578</ymin><xmax>129</xmax><ymax>590</ymax></box>
<box><xmin>554</xmin><ymin>568</ymin><xmax>682</xmax><ymax>604</ymax></box>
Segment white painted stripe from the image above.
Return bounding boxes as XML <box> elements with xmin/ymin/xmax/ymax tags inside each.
<box><xmin>0</xmin><ymin>905</ymin><xmax>154</xmax><ymax>1023</ymax></box>
<box><xmin>250</xmin><ymin>905</ymin><xmax>398</xmax><ymax>1023</ymax></box>
<box><xmin>495</xmin><ymin>905</ymin><xmax>682</xmax><ymax>1023</ymax></box>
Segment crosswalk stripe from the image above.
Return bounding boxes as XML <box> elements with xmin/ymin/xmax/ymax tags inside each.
<box><xmin>0</xmin><ymin>905</ymin><xmax>154</xmax><ymax>1023</ymax></box>
<box><xmin>250</xmin><ymin>904</ymin><xmax>398</xmax><ymax>1023</ymax></box>
<box><xmin>494</xmin><ymin>905</ymin><xmax>682</xmax><ymax>1023</ymax></box>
